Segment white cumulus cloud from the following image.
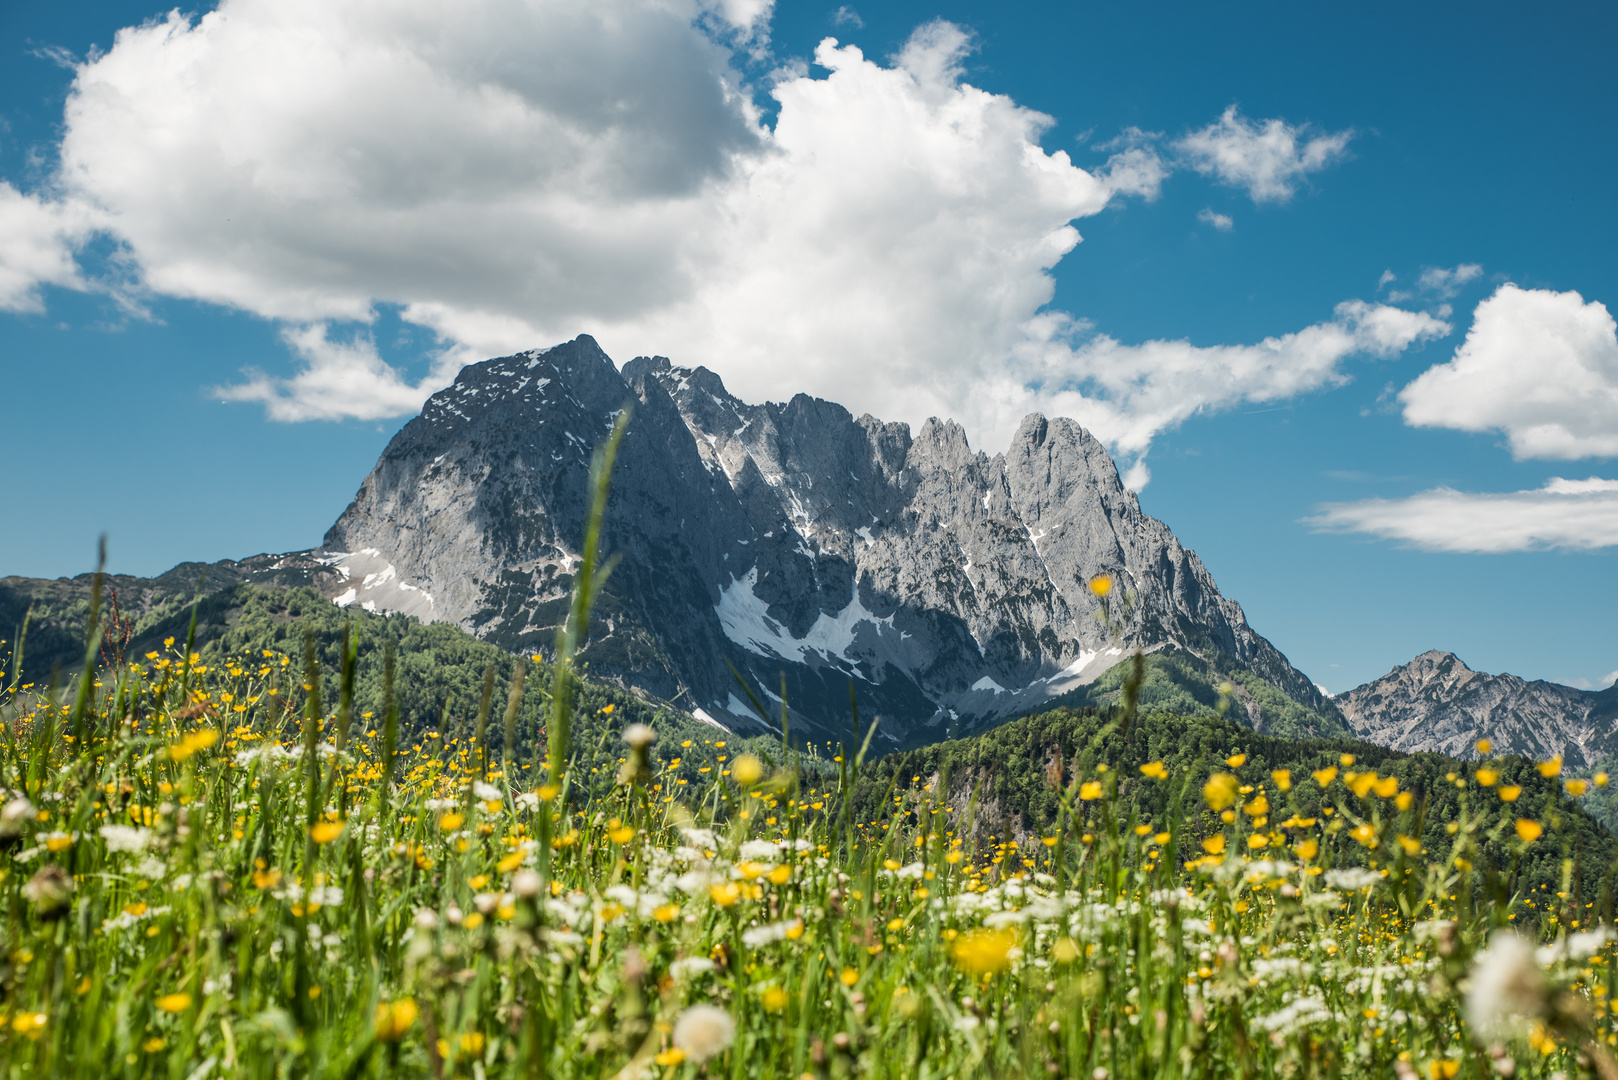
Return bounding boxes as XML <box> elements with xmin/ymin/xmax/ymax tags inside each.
<box><xmin>0</xmin><ymin>183</ymin><xmax>92</xmax><ymax>313</ymax></box>
<box><xmin>1306</xmin><ymin>476</ymin><xmax>1618</xmax><ymax>553</ymax></box>
<box><xmin>1400</xmin><ymin>284</ymin><xmax>1618</xmax><ymax>459</ymax></box>
<box><xmin>216</xmin><ymin>324</ymin><xmax>465</xmax><ymax>422</ymax></box>
<box><xmin>5</xmin><ymin>1</ymin><xmax>1447</xmax><ymax>479</ymax></box>
<box><xmin>1174</xmin><ymin>105</ymin><xmax>1352</xmax><ymax>203</ymax></box>
<box><xmin>1197</xmin><ymin>207</ymin><xmax>1233</xmax><ymax>231</ymax></box>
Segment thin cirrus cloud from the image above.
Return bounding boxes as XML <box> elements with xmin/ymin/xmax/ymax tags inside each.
<box><xmin>1307</xmin><ymin>477</ymin><xmax>1618</xmax><ymax>553</ymax></box>
<box><xmin>6</xmin><ymin>0</ymin><xmax>1432</xmax><ymax>483</ymax></box>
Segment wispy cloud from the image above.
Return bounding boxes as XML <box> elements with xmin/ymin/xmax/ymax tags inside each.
<box><xmin>1173</xmin><ymin>105</ymin><xmax>1352</xmax><ymax>203</ymax></box>
<box><xmin>1306</xmin><ymin>476</ymin><xmax>1618</xmax><ymax>552</ymax></box>
<box><xmin>1197</xmin><ymin>207</ymin><xmax>1233</xmax><ymax>231</ymax></box>
<box><xmin>832</xmin><ymin>5</ymin><xmax>863</xmax><ymax>28</ymax></box>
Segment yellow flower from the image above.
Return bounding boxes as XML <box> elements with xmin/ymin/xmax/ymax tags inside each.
<box><xmin>1395</xmin><ymin>791</ymin><xmax>1414</xmax><ymax>811</ymax></box>
<box><xmin>169</xmin><ymin>729</ymin><xmax>220</xmax><ymax>763</ymax></box>
<box><xmin>710</xmin><ymin>882</ymin><xmax>742</xmax><ymax>907</ymax></box>
<box><xmin>1428</xmin><ymin>1060</ymin><xmax>1460</xmax><ymax>1079</ymax></box>
<box><xmin>1243</xmin><ymin>794</ymin><xmax>1269</xmax><ymax>818</ymax></box>
<box><xmin>142</xmin><ymin>1036</ymin><xmax>166</xmax><ymax>1053</ymax></box>
<box><xmin>374</xmin><ymin>998</ymin><xmax>419</xmax><ymax>1041</ymax></box>
<box><xmin>1499</xmin><ymin>785</ymin><xmax>1523</xmax><ymax>802</ymax></box>
<box><xmin>1225</xmin><ymin>753</ymin><xmax>1247</xmax><ymax>768</ymax></box>
<box><xmin>767</xmin><ymin>864</ymin><xmax>792</xmax><ymax>885</ymax></box>
<box><xmin>252</xmin><ymin>868</ymin><xmax>282</xmax><ymax>890</ymax></box>
<box><xmin>609</xmin><ymin>826</ymin><xmax>635</xmax><ymax>844</ymax></box>
<box><xmin>1351</xmin><ymin>824</ymin><xmax>1378</xmax><ymax>848</ymax></box>
<box><xmin>655</xmin><ymin>1049</ymin><xmax>687</xmax><ymax>1067</ymax></box>
<box><xmin>1397</xmin><ymin>835</ymin><xmax>1422</xmax><ymax>856</ymax></box>
<box><xmin>653</xmin><ymin>904</ymin><xmax>681</xmax><ymax>923</ymax></box>
<box><xmin>731</xmin><ymin>754</ymin><xmax>764</xmax><ymax>786</ymax></box>
<box><xmin>1270</xmin><ymin>769</ymin><xmax>1292</xmax><ymax>792</ymax></box>
<box><xmin>438</xmin><ymin>812</ymin><xmax>465</xmax><ymax>832</ymax></box>
<box><xmin>1294</xmin><ymin>838</ymin><xmax>1319</xmax><ymax>861</ymax></box>
<box><xmin>1340</xmin><ymin>753</ymin><xmax>1356</xmax><ymax>766</ymax></box>
<box><xmin>1139</xmin><ymin>761</ymin><xmax>1168</xmax><ymax>779</ymax></box>
<box><xmin>1312</xmin><ymin>766</ymin><xmax>1338</xmax><ymax>787</ymax></box>
<box><xmin>536</xmin><ymin>784</ymin><xmax>559</xmax><ymax>802</ymax></box>
<box><xmin>309</xmin><ymin>821</ymin><xmax>344</xmax><ymax>844</ymax></box>
<box><xmin>1476</xmin><ymin>738</ymin><xmax>1493</xmax><ymax>755</ymax></box>
<box><xmin>1079</xmin><ymin>781</ymin><xmax>1103</xmax><ymax>801</ymax></box>
<box><xmin>840</xmin><ymin>966</ymin><xmax>860</xmax><ymax>986</ymax></box>
<box><xmin>1476</xmin><ymin>767</ymin><xmax>1499</xmax><ymax>787</ymax></box>
<box><xmin>1203</xmin><ymin>773</ymin><xmax>1238</xmax><ymax>811</ymax></box>
<box><xmin>1246</xmin><ymin>834</ymin><xmax>1268</xmax><ymax>850</ymax></box>
<box><xmin>1088</xmin><ymin>574</ymin><xmax>1113</xmax><ymax>597</ymax></box>
<box><xmin>497</xmin><ymin>852</ymin><xmax>525</xmax><ymax>873</ymax></box>
<box><xmin>1201</xmin><ymin>835</ymin><xmax>1226</xmax><ymax>855</ymax></box>
<box><xmin>43</xmin><ymin>833</ymin><xmax>72</xmax><ymax>853</ymax></box>
<box><xmin>1538</xmin><ymin>757</ymin><xmax>1562</xmax><ymax>778</ymax></box>
<box><xmin>1566</xmin><ymin>779</ymin><xmax>1590</xmax><ymax>796</ymax></box>
<box><xmin>1373</xmin><ymin>777</ymin><xmax>1399</xmax><ymax>798</ymax></box>
<box><xmin>1515</xmin><ymin>819</ymin><xmax>1543</xmax><ymax>843</ymax></box>
<box><xmin>761</xmin><ymin>986</ymin><xmax>789</xmax><ymax>1012</ymax></box>
<box><xmin>951</xmin><ymin>927</ymin><xmax>1017</xmax><ymax>976</ymax></box>
<box><xmin>156</xmin><ymin>993</ymin><xmax>192</xmax><ymax>1014</ymax></box>
<box><xmin>1052</xmin><ymin>937</ymin><xmax>1080</xmax><ymax>964</ymax></box>
<box><xmin>1598</xmin><ymin>772</ymin><xmax>1611</xmax><ymax>787</ymax></box>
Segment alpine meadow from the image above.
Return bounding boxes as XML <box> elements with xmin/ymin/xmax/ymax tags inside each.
<box><xmin>4</xmin><ymin>2</ymin><xmax>1618</xmax><ymax>1079</ymax></box>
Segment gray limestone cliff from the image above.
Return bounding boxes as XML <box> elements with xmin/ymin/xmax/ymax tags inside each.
<box><xmin>323</xmin><ymin>335</ymin><xmax>1339</xmax><ymax>745</ymax></box>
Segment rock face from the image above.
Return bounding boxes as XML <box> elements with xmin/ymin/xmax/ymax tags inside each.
<box><xmin>1337</xmin><ymin>651</ymin><xmax>1618</xmax><ymax>767</ymax></box>
<box><xmin>324</xmin><ymin>335</ymin><xmax>1335</xmax><ymax>744</ymax></box>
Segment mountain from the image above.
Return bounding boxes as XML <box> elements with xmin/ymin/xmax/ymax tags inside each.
<box><xmin>321</xmin><ymin>334</ymin><xmax>1342</xmax><ymax>746</ymax></box>
<box><xmin>1336</xmin><ymin>650</ymin><xmax>1618</xmax><ymax>767</ymax></box>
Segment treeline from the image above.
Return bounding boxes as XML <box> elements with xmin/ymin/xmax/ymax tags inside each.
<box><xmin>854</xmin><ymin>704</ymin><xmax>1618</xmax><ymax>907</ymax></box>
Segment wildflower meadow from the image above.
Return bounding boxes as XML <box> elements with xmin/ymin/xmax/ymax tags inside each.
<box><xmin>3</xmin><ymin>432</ymin><xmax>1618</xmax><ymax>1079</ymax></box>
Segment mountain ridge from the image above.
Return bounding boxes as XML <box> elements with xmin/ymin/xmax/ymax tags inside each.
<box><xmin>321</xmin><ymin>334</ymin><xmax>1343</xmax><ymax>744</ymax></box>
<box><xmin>1337</xmin><ymin>649</ymin><xmax>1618</xmax><ymax>767</ymax></box>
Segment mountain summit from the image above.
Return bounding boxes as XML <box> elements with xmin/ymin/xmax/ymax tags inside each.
<box><xmin>1337</xmin><ymin>650</ymin><xmax>1618</xmax><ymax>767</ymax></box>
<box><xmin>323</xmin><ymin>335</ymin><xmax>1336</xmax><ymax>744</ymax></box>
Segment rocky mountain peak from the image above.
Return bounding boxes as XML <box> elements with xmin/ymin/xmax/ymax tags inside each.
<box><xmin>323</xmin><ymin>338</ymin><xmax>1338</xmax><ymax>744</ymax></box>
<box><xmin>1337</xmin><ymin>651</ymin><xmax>1618</xmax><ymax>767</ymax></box>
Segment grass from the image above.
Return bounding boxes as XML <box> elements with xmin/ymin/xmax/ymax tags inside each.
<box><xmin>2</xmin><ymin>435</ymin><xmax>1617</xmax><ymax>1078</ymax></box>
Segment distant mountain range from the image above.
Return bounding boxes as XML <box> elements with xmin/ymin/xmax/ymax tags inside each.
<box><xmin>9</xmin><ymin>335</ymin><xmax>1607</xmax><ymax>763</ymax></box>
<box><xmin>1336</xmin><ymin>650</ymin><xmax>1618</xmax><ymax>768</ymax></box>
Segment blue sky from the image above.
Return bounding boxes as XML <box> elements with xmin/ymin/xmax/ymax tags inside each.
<box><xmin>1</xmin><ymin>0</ymin><xmax>1615</xmax><ymax>694</ymax></box>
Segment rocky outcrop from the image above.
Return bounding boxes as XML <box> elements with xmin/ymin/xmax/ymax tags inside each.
<box><xmin>323</xmin><ymin>335</ymin><xmax>1337</xmax><ymax>745</ymax></box>
<box><xmin>1337</xmin><ymin>650</ymin><xmax>1618</xmax><ymax>767</ymax></box>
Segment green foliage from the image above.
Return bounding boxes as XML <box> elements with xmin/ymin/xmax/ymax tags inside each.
<box><xmin>859</xmin><ymin>704</ymin><xmax>1618</xmax><ymax>910</ymax></box>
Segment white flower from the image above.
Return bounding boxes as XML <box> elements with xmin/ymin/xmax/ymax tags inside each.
<box><xmin>669</xmin><ymin>957</ymin><xmax>716</xmax><ymax>979</ymax></box>
<box><xmin>1324</xmin><ymin>868</ymin><xmax>1382</xmax><ymax>891</ymax></box>
<box><xmin>425</xmin><ymin>798</ymin><xmax>458</xmax><ymax>811</ymax></box>
<box><xmin>741</xmin><ymin>920</ymin><xmax>799</xmax><ymax>948</ymax></box>
<box><xmin>99</xmin><ymin>825</ymin><xmax>154</xmax><ymax>853</ymax></box>
<box><xmin>512</xmin><ymin>870</ymin><xmax>542</xmax><ymax>898</ymax></box>
<box><xmin>672</xmin><ymin>1004</ymin><xmax>734</xmax><ymax>1062</ymax></box>
<box><xmin>514</xmin><ymin>792</ymin><xmax>540</xmax><ymax>811</ymax></box>
<box><xmin>474</xmin><ymin>782</ymin><xmax>502</xmax><ymax>802</ymax></box>
<box><xmin>133</xmin><ymin>857</ymin><xmax>167</xmax><ymax>880</ymax></box>
<box><xmin>739</xmin><ymin>840</ymin><xmax>779</xmax><ymax>861</ymax></box>
<box><xmin>412</xmin><ymin>909</ymin><xmax>439</xmax><ymax>930</ymax></box>
<box><xmin>309</xmin><ymin>886</ymin><xmax>344</xmax><ymax>907</ymax></box>
<box><xmin>1466</xmin><ymin>932</ymin><xmax>1546</xmax><ymax>1041</ymax></box>
<box><xmin>0</xmin><ymin>797</ymin><xmax>36</xmax><ymax>838</ymax></box>
<box><xmin>679</xmin><ymin>827</ymin><xmax>718</xmax><ymax>852</ymax></box>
